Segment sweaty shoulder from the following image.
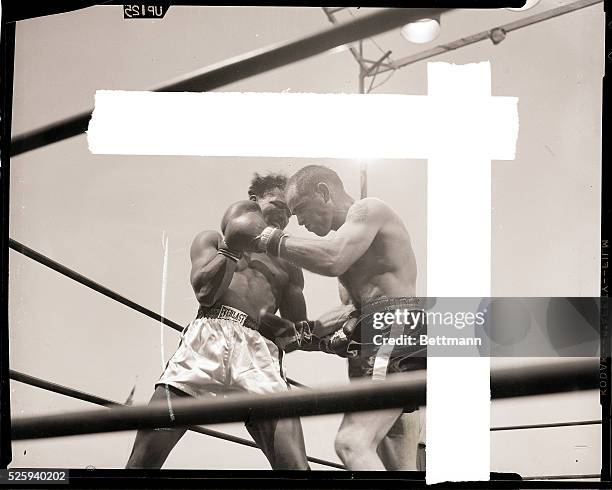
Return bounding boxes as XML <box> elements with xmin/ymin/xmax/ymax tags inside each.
<box><xmin>347</xmin><ymin>197</ymin><xmax>393</xmax><ymax>224</ymax></box>
<box><xmin>190</xmin><ymin>230</ymin><xmax>222</xmax><ymax>258</ymax></box>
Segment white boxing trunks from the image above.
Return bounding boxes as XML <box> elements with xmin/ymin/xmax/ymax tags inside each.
<box><xmin>157</xmin><ymin>305</ymin><xmax>289</xmax><ymax>397</ymax></box>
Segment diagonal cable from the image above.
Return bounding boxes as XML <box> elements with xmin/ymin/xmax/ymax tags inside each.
<box><xmin>8</xmin><ymin>238</ymin><xmax>306</xmax><ymax>388</ymax></box>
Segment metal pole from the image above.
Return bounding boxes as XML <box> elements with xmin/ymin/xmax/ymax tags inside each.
<box><xmin>321</xmin><ymin>7</ymin><xmax>368</xmax><ymax>72</ymax></box>
<box><xmin>358</xmin><ymin>54</ymin><xmax>368</xmax><ymax>199</ymax></box>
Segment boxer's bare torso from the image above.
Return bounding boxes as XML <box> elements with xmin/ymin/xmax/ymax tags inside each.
<box><xmin>191</xmin><ymin>230</ymin><xmax>304</xmax><ymax>321</ymax></box>
<box><xmin>336</xmin><ymin>199</ymin><xmax>417</xmax><ymax>306</ymax></box>
<box><xmin>282</xmin><ymin>196</ymin><xmax>417</xmax><ymax>309</ymax></box>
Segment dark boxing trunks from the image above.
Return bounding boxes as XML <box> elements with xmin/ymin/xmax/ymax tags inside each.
<box><xmin>347</xmin><ymin>297</ymin><xmax>427</xmax><ymax>413</ymax></box>
<box><xmin>348</xmin><ymin>297</ymin><xmax>427</xmax><ymax>377</ymax></box>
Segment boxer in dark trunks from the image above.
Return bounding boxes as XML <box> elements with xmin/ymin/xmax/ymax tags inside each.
<box><xmin>235</xmin><ymin>165</ymin><xmax>425</xmax><ymax>470</ymax></box>
<box><xmin>126</xmin><ymin>173</ymin><xmax>310</xmax><ymax>470</ymax></box>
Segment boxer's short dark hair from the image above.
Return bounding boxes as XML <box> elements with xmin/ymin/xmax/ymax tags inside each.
<box><xmin>288</xmin><ymin>165</ymin><xmax>344</xmax><ymax>196</ymax></box>
<box><xmin>248</xmin><ymin>172</ymin><xmax>288</xmax><ymax>199</ymax></box>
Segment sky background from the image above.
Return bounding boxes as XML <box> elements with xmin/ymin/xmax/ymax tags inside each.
<box><xmin>7</xmin><ymin>2</ymin><xmax>604</xmax><ymax>478</ymax></box>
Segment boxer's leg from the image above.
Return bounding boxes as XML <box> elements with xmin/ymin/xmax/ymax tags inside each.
<box><xmin>245</xmin><ymin>417</ymin><xmax>310</xmax><ymax>470</ymax></box>
<box><xmin>234</xmin><ymin>326</ymin><xmax>310</xmax><ymax>469</ymax></box>
<box><xmin>334</xmin><ymin>408</ymin><xmax>404</xmax><ymax>470</ymax></box>
<box><xmin>346</xmin><ymin>354</ymin><xmax>420</xmax><ymax>470</ymax></box>
<box><xmin>125</xmin><ymin>385</ymin><xmax>189</xmax><ymax>468</ymax></box>
<box><xmin>417</xmin><ymin>442</ymin><xmax>426</xmax><ymax>471</ymax></box>
<box><xmin>377</xmin><ymin>411</ymin><xmax>420</xmax><ymax>470</ymax></box>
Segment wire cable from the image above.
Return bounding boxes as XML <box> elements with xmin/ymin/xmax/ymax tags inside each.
<box><xmin>8</xmin><ymin>238</ymin><xmax>307</xmax><ymax>389</ymax></box>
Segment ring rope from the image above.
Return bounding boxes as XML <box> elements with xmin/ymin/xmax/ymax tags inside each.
<box><xmin>9</xmin><ymin>369</ymin><xmax>344</xmax><ymax>469</ymax></box>
<box><xmin>8</xmin><ymin>238</ymin><xmax>306</xmax><ymax>388</ymax></box>
<box><xmin>11</xmin><ymin>360</ymin><xmax>599</xmax><ymax>441</ymax></box>
<box><xmin>522</xmin><ymin>473</ymin><xmax>600</xmax><ymax>481</ymax></box>
<box><xmin>10</xmin><ymin>369</ymin><xmax>119</xmax><ymax>407</ymax></box>
<box><xmin>12</xmin><ymin>375</ymin><xmax>425</xmax><ymax>440</ymax></box>
<box><xmin>12</xmin><ymin>366</ymin><xmax>599</xmax><ymax>438</ymax></box>
<box><xmin>491</xmin><ymin>419</ymin><xmax>601</xmax><ymax>432</ymax></box>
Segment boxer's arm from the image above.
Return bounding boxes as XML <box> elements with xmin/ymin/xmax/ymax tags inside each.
<box><xmin>275</xmin><ymin>265</ymin><xmax>321</xmax><ymax>352</ymax></box>
<box><xmin>338</xmin><ymin>281</ymin><xmax>352</xmax><ymax>306</ymax></box>
<box><xmin>312</xmin><ymin>281</ymin><xmax>354</xmax><ymax>337</ymax></box>
<box><xmin>283</xmin><ymin>284</ymin><xmax>354</xmax><ymax>352</ymax></box>
<box><xmin>315</xmin><ymin>304</ymin><xmax>355</xmax><ymax>338</ymax></box>
<box><xmin>190</xmin><ymin>230</ymin><xmax>238</xmax><ymax>307</ymax></box>
<box><xmin>278</xmin><ymin>265</ymin><xmax>307</xmax><ymax>322</ymax></box>
<box><xmin>311</xmin><ymin>283</ymin><xmax>355</xmax><ymax>340</ymax></box>
<box><xmin>280</xmin><ymin>199</ymin><xmax>387</xmax><ymax>276</ymax></box>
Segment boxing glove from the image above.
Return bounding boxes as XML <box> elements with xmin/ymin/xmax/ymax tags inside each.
<box><xmin>258</xmin><ymin>310</ymin><xmax>319</xmax><ymax>353</ymax></box>
<box><xmin>221</xmin><ymin>200</ymin><xmax>268</xmax><ymax>253</ymax></box>
<box><xmin>319</xmin><ymin>311</ymin><xmax>360</xmax><ymax>358</ymax></box>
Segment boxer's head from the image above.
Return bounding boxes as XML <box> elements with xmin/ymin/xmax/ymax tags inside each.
<box><xmin>247</xmin><ymin>173</ymin><xmax>291</xmax><ymax>230</ymax></box>
<box><xmin>286</xmin><ymin>165</ymin><xmax>348</xmax><ymax>236</ymax></box>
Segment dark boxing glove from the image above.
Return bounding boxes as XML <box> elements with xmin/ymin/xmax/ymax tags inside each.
<box><xmin>258</xmin><ymin>310</ymin><xmax>319</xmax><ymax>353</ymax></box>
<box><xmin>217</xmin><ymin>239</ymin><xmax>243</xmax><ymax>263</ymax></box>
<box><xmin>319</xmin><ymin>310</ymin><xmax>360</xmax><ymax>358</ymax></box>
<box><xmin>221</xmin><ymin>200</ymin><xmax>268</xmax><ymax>253</ymax></box>
<box><xmin>221</xmin><ymin>200</ymin><xmax>289</xmax><ymax>256</ymax></box>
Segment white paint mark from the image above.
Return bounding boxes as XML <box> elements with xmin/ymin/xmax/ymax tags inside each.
<box><xmin>159</xmin><ymin>231</ymin><xmax>175</xmax><ymax>421</ymax></box>
<box><xmin>160</xmin><ymin>231</ymin><xmax>170</xmax><ymax>368</ymax></box>
<box><xmin>426</xmin><ymin>62</ymin><xmax>496</xmax><ymax>483</ymax></box>
<box><xmin>87</xmin><ymin>90</ymin><xmax>517</xmax><ymax>160</ymax></box>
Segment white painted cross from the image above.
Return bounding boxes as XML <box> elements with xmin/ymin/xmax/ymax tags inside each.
<box><xmin>425</xmin><ymin>62</ymin><xmax>507</xmax><ymax>483</ymax></box>
<box><xmin>88</xmin><ymin>62</ymin><xmax>518</xmax><ymax>482</ymax></box>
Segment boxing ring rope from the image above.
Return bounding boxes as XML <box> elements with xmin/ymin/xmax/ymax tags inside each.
<box><xmin>9</xmin><ymin>239</ymin><xmax>183</xmax><ymax>331</ymax></box>
<box><xmin>10</xmin><ymin>370</ymin><xmax>120</xmax><ymax>408</ymax></box>
<box><xmin>8</xmin><ymin>238</ymin><xmax>306</xmax><ymax>388</ymax></box>
<box><xmin>11</xmin><ymin>359</ymin><xmax>599</xmax><ymax>441</ymax></box>
<box><xmin>9</xmin><ymin>7</ymin><xmax>451</xmax><ymax>157</ymax></box>
<box><xmin>9</xmin><ymin>369</ymin><xmax>345</xmax><ymax>470</ymax></box>
<box><xmin>12</xmin><ymin>366</ymin><xmax>600</xmax><ymax>448</ymax></box>
<box><xmin>491</xmin><ymin>419</ymin><xmax>602</xmax><ymax>432</ymax></box>
<box><xmin>522</xmin><ymin>474</ymin><xmax>600</xmax><ymax>481</ymax></box>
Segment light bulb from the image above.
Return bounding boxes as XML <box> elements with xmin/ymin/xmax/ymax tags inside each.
<box><xmin>507</xmin><ymin>0</ymin><xmax>540</xmax><ymax>11</ymax></box>
<box><xmin>401</xmin><ymin>17</ymin><xmax>441</xmax><ymax>44</ymax></box>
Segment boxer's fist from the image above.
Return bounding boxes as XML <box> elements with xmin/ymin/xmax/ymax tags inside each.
<box><xmin>341</xmin><ymin>313</ymin><xmax>360</xmax><ymax>338</ymax></box>
<box><xmin>221</xmin><ymin>200</ymin><xmax>267</xmax><ymax>252</ymax></box>
<box><xmin>258</xmin><ymin>311</ymin><xmax>318</xmax><ymax>353</ymax></box>
<box><xmin>319</xmin><ymin>312</ymin><xmax>360</xmax><ymax>358</ymax></box>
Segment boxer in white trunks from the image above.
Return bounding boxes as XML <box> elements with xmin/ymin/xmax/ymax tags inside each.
<box><xmin>126</xmin><ymin>173</ymin><xmax>310</xmax><ymax>469</ymax></box>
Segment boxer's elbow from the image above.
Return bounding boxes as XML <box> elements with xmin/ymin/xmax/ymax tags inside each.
<box><xmin>191</xmin><ymin>271</ymin><xmax>221</xmax><ymax>307</ymax></box>
<box><xmin>327</xmin><ymin>260</ymin><xmax>350</xmax><ymax>277</ymax></box>
<box><xmin>195</xmin><ymin>285</ymin><xmax>217</xmax><ymax>308</ymax></box>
